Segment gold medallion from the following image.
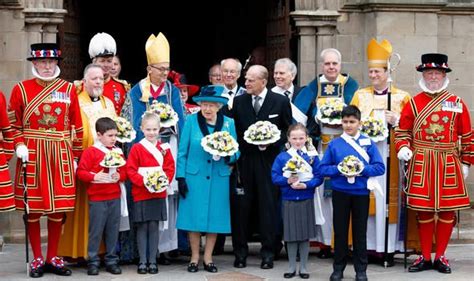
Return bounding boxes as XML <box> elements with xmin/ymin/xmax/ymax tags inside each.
<box><xmin>431</xmin><ymin>114</ymin><xmax>440</xmax><ymax>122</ymax></box>
<box><xmin>324</xmin><ymin>84</ymin><xmax>335</xmax><ymax>95</ymax></box>
<box><xmin>43</xmin><ymin>104</ymin><xmax>51</xmax><ymax>113</ymax></box>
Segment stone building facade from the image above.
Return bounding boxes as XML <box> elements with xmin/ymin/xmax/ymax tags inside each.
<box><xmin>0</xmin><ymin>0</ymin><xmax>473</xmax><ymax>243</ymax></box>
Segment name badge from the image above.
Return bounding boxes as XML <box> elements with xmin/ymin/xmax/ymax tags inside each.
<box><xmin>441</xmin><ymin>101</ymin><xmax>462</xmax><ymax>113</ymax></box>
<box><xmin>359</xmin><ymin>138</ymin><xmax>371</xmax><ymax>146</ymax></box>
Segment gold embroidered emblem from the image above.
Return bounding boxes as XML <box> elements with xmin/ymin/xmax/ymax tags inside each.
<box><xmin>425</xmin><ymin>123</ymin><xmax>445</xmax><ymax>135</ymax></box>
<box><xmin>43</xmin><ymin>104</ymin><xmax>51</xmax><ymax>113</ymax></box>
<box><xmin>431</xmin><ymin>114</ymin><xmax>440</xmax><ymax>122</ymax></box>
<box><xmin>54</xmin><ymin>107</ymin><xmax>62</xmax><ymax>115</ymax></box>
<box><xmin>324</xmin><ymin>84</ymin><xmax>335</xmax><ymax>95</ymax></box>
<box><xmin>38</xmin><ymin>114</ymin><xmax>58</xmax><ymax>126</ymax></box>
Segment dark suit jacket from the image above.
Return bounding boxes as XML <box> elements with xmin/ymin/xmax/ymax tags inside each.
<box><xmin>231</xmin><ymin>90</ymin><xmax>292</xmax><ymax>160</ymax></box>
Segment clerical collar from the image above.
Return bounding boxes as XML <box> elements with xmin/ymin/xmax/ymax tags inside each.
<box><xmin>90</xmin><ymin>96</ymin><xmax>100</xmax><ymax>102</ymax></box>
<box><xmin>374</xmin><ymin>87</ymin><xmax>389</xmax><ymax>95</ymax></box>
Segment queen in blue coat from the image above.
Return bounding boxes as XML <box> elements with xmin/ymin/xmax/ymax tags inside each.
<box><xmin>176</xmin><ymin>85</ymin><xmax>239</xmax><ymax>273</ymax></box>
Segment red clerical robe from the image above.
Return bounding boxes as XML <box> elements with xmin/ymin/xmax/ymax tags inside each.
<box><xmin>8</xmin><ymin>78</ymin><xmax>83</xmax><ymax>214</ymax></box>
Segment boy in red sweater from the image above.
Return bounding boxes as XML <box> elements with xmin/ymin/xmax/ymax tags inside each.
<box><xmin>77</xmin><ymin>117</ymin><xmax>127</xmax><ymax>276</ymax></box>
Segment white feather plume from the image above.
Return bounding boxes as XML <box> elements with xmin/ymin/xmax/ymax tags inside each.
<box><xmin>88</xmin><ymin>32</ymin><xmax>117</xmax><ymax>59</ymax></box>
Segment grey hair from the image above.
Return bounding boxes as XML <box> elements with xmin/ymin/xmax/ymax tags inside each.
<box><xmin>208</xmin><ymin>63</ymin><xmax>221</xmax><ymax>76</ymax></box>
<box><xmin>83</xmin><ymin>63</ymin><xmax>103</xmax><ymax>79</ymax></box>
<box><xmin>320</xmin><ymin>48</ymin><xmax>342</xmax><ymax>63</ymax></box>
<box><xmin>220</xmin><ymin>58</ymin><xmax>242</xmax><ymax>73</ymax></box>
<box><xmin>274</xmin><ymin>58</ymin><xmax>297</xmax><ymax>77</ymax></box>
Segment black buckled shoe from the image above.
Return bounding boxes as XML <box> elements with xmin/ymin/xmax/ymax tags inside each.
<box><xmin>299</xmin><ymin>272</ymin><xmax>310</xmax><ymax>279</ymax></box>
<box><xmin>105</xmin><ymin>264</ymin><xmax>122</xmax><ymax>275</ymax></box>
<box><xmin>233</xmin><ymin>257</ymin><xmax>246</xmax><ymax>268</ymax></box>
<box><xmin>408</xmin><ymin>256</ymin><xmax>432</xmax><ymax>272</ymax></box>
<box><xmin>203</xmin><ymin>261</ymin><xmax>218</xmax><ymax>273</ymax></box>
<box><xmin>187</xmin><ymin>262</ymin><xmax>199</xmax><ymax>273</ymax></box>
<box><xmin>44</xmin><ymin>256</ymin><xmax>72</xmax><ymax>276</ymax></box>
<box><xmin>148</xmin><ymin>263</ymin><xmax>158</xmax><ymax>274</ymax></box>
<box><xmin>283</xmin><ymin>271</ymin><xmax>296</xmax><ymax>278</ymax></box>
<box><xmin>355</xmin><ymin>271</ymin><xmax>368</xmax><ymax>281</ymax></box>
<box><xmin>433</xmin><ymin>256</ymin><xmax>452</xmax><ymax>274</ymax></box>
<box><xmin>137</xmin><ymin>263</ymin><xmax>147</xmax><ymax>274</ymax></box>
<box><xmin>260</xmin><ymin>258</ymin><xmax>274</xmax><ymax>269</ymax></box>
<box><xmin>329</xmin><ymin>270</ymin><xmax>344</xmax><ymax>281</ymax></box>
<box><xmin>29</xmin><ymin>257</ymin><xmax>45</xmax><ymax>278</ymax></box>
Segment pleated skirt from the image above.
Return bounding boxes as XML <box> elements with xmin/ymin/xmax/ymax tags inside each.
<box><xmin>283</xmin><ymin>199</ymin><xmax>317</xmax><ymax>242</ymax></box>
<box><xmin>133</xmin><ymin>198</ymin><xmax>167</xmax><ymax>223</ymax></box>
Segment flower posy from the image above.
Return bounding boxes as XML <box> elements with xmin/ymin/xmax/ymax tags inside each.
<box><xmin>283</xmin><ymin>156</ymin><xmax>309</xmax><ymax>175</ymax></box>
<box><xmin>114</xmin><ymin>116</ymin><xmax>136</xmax><ymax>143</ymax></box>
<box><xmin>316</xmin><ymin>98</ymin><xmax>346</xmax><ymax>125</ymax></box>
<box><xmin>337</xmin><ymin>155</ymin><xmax>364</xmax><ymax>176</ymax></box>
<box><xmin>243</xmin><ymin>120</ymin><xmax>281</xmax><ymax>145</ymax></box>
<box><xmin>101</xmin><ymin>151</ymin><xmax>126</xmax><ymax>167</ymax></box>
<box><xmin>360</xmin><ymin>116</ymin><xmax>388</xmax><ymax>142</ymax></box>
<box><xmin>147</xmin><ymin>100</ymin><xmax>179</xmax><ymax>128</ymax></box>
<box><xmin>144</xmin><ymin>170</ymin><xmax>169</xmax><ymax>193</ymax></box>
<box><xmin>201</xmin><ymin>131</ymin><xmax>239</xmax><ymax>157</ymax></box>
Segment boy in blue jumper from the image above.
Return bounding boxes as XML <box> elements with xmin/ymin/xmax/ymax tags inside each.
<box><xmin>319</xmin><ymin>105</ymin><xmax>385</xmax><ymax>281</ymax></box>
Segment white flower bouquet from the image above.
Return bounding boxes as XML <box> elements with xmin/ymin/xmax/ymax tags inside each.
<box><xmin>282</xmin><ymin>156</ymin><xmax>310</xmax><ymax>180</ymax></box>
<box><xmin>337</xmin><ymin>155</ymin><xmax>365</xmax><ymax>183</ymax></box>
<box><xmin>243</xmin><ymin>121</ymin><xmax>281</xmax><ymax>150</ymax></box>
<box><xmin>360</xmin><ymin>116</ymin><xmax>388</xmax><ymax>142</ymax></box>
<box><xmin>144</xmin><ymin>169</ymin><xmax>169</xmax><ymax>193</ymax></box>
<box><xmin>148</xmin><ymin>100</ymin><xmax>179</xmax><ymax>128</ymax></box>
<box><xmin>114</xmin><ymin>116</ymin><xmax>136</xmax><ymax>143</ymax></box>
<box><xmin>201</xmin><ymin>131</ymin><xmax>239</xmax><ymax>161</ymax></box>
<box><xmin>100</xmin><ymin>150</ymin><xmax>126</xmax><ymax>168</ymax></box>
<box><xmin>316</xmin><ymin>98</ymin><xmax>346</xmax><ymax>125</ymax></box>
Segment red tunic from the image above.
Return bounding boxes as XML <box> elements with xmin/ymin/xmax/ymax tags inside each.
<box><xmin>76</xmin><ymin>146</ymin><xmax>127</xmax><ymax>202</ymax></box>
<box><xmin>395</xmin><ymin>90</ymin><xmax>471</xmax><ymax>212</ymax></box>
<box><xmin>0</xmin><ymin>91</ymin><xmax>16</xmax><ymax>212</ymax></box>
<box><xmin>8</xmin><ymin>78</ymin><xmax>83</xmax><ymax>214</ymax></box>
<box><xmin>103</xmin><ymin>77</ymin><xmax>129</xmax><ymax>115</ymax></box>
<box><xmin>126</xmin><ymin>141</ymin><xmax>175</xmax><ymax>202</ymax></box>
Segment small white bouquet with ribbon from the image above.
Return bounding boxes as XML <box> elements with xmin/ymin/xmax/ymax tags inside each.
<box><xmin>114</xmin><ymin>116</ymin><xmax>136</xmax><ymax>143</ymax></box>
<box><xmin>316</xmin><ymin>98</ymin><xmax>346</xmax><ymax>125</ymax></box>
<box><xmin>147</xmin><ymin>100</ymin><xmax>179</xmax><ymax>128</ymax></box>
<box><xmin>360</xmin><ymin>116</ymin><xmax>388</xmax><ymax>143</ymax></box>
<box><xmin>143</xmin><ymin>169</ymin><xmax>169</xmax><ymax>194</ymax></box>
<box><xmin>201</xmin><ymin>131</ymin><xmax>239</xmax><ymax>161</ymax></box>
<box><xmin>282</xmin><ymin>156</ymin><xmax>313</xmax><ymax>181</ymax></box>
<box><xmin>337</xmin><ymin>155</ymin><xmax>364</xmax><ymax>184</ymax></box>
<box><xmin>243</xmin><ymin>120</ymin><xmax>281</xmax><ymax>151</ymax></box>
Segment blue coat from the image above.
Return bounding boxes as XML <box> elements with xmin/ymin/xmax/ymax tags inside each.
<box><xmin>176</xmin><ymin>114</ymin><xmax>239</xmax><ymax>233</ymax></box>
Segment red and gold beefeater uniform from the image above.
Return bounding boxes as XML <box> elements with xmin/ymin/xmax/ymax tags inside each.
<box><xmin>8</xmin><ymin>78</ymin><xmax>83</xmax><ymax>214</ymax></box>
<box><xmin>395</xmin><ymin>90</ymin><xmax>471</xmax><ymax>212</ymax></box>
<box><xmin>0</xmin><ymin>91</ymin><xmax>17</xmax><ymax>212</ymax></box>
<box><xmin>103</xmin><ymin>77</ymin><xmax>130</xmax><ymax>115</ymax></box>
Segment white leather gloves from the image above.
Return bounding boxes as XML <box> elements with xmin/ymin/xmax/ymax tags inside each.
<box><xmin>397</xmin><ymin>147</ymin><xmax>413</xmax><ymax>161</ymax></box>
<box><xmin>463</xmin><ymin>164</ymin><xmax>469</xmax><ymax>180</ymax></box>
<box><xmin>16</xmin><ymin>145</ymin><xmax>29</xmax><ymax>162</ymax></box>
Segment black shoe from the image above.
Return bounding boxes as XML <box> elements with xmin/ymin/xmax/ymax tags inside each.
<box><xmin>316</xmin><ymin>247</ymin><xmax>333</xmax><ymax>259</ymax></box>
<box><xmin>329</xmin><ymin>271</ymin><xmax>344</xmax><ymax>281</ymax></box>
<box><xmin>87</xmin><ymin>264</ymin><xmax>99</xmax><ymax>276</ymax></box>
<box><xmin>29</xmin><ymin>258</ymin><xmax>44</xmax><ymax>278</ymax></box>
<box><xmin>137</xmin><ymin>263</ymin><xmax>147</xmax><ymax>274</ymax></box>
<box><xmin>433</xmin><ymin>256</ymin><xmax>452</xmax><ymax>274</ymax></box>
<box><xmin>260</xmin><ymin>258</ymin><xmax>274</xmax><ymax>269</ymax></box>
<box><xmin>283</xmin><ymin>271</ymin><xmax>296</xmax><ymax>278</ymax></box>
<box><xmin>187</xmin><ymin>262</ymin><xmax>199</xmax><ymax>273</ymax></box>
<box><xmin>148</xmin><ymin>263</ymin><xmax>158</xmax><ymax>274</ymax></box>
<box><xmin>299</xmin><ymin>272</ymin><xmax>310</xmax><ymax>279</ymax></box>
<box><xmin>355</xmin><ymin>271</ymin><xmax>368</xmax><ymax>281</ymax></box>
<box><xmin>233</xmin><ymin>257</ymin><xmax>246</xmax><ymax>268</ymax></box>
<box><xmin>44</xmin><ymin>257</ymin><xmax>72</xmax><ymax>276</ymax></box>
<box><xmin>203</xmin><ymin>261</ymin><xmax>218</xmax><ymax>273</ymax></box>
<box><xmin>105</xmin><ymin>264</ymin><xmax>121</xmax><ymax>275</ymax></box>
<box><xmin>408</xmin><ymin>256</ymin><xmax>432</xmax><ymax>272</ymax></box>
<box><xmin>157</xmin><ymin>253</ymin><xmax>172</xmax><ymax>265</ymax></box>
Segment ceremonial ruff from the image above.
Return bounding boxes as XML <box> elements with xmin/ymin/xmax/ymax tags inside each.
<box><xmin>395</xmin><ymin>91</ymin><xmax>471</xmax><ymax>212</ymax></box>
<box><xmin>9</xmin><ymin>78</ymin><xmax>83</xmax><ymax>213</ymax></box>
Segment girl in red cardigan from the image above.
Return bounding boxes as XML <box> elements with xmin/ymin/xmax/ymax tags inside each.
<box><xmin>127</xmin><ymin>112</ymin><xmax>175</xmax><ymax>274</ymax></box>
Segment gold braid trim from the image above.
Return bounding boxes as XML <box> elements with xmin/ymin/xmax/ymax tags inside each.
<box><xmin>418</xmin><ymin>217</ymin><xmax>435</xmax><ymax>224</ymax></box>
<box><xmin>437</xmin><ymin>218</ymin><xmax>454</xmax><ymax>224</ymax></box>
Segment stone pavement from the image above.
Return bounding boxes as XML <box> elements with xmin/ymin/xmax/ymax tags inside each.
<box><xmin>0</xmin><ymin>243</ymin><xmax>473</xmax><ymax>281</ymax></box>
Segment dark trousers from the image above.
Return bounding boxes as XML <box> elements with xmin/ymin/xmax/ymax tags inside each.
<box><xmin>88</xmin><ymin>199</ymin><xmax>121</xmax><ymax>266</ymax></box>
<box><xmin>231</xmin><ymin>154</ymin><xmax>280</xmax><ymax>260</ymax></box>
<box><xmin>332</xmin><ymin>190</ymin><xmax>369</xmax><ymax>273</ymax></box>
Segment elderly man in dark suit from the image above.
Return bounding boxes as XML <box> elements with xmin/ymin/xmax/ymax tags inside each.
<box><xmin>231</xmin><ymin>65</ymin><xmax>292</xmax><ymax>269</ymax></box>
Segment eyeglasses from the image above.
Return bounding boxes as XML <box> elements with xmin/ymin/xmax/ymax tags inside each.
<box><xmin>150</xmin><ymin>65</ymin><xmax>171</xmax><ymax>72</ymax></box>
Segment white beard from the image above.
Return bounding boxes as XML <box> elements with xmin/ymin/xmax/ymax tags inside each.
<box><xmin>89</xmin><ymin>88</ymin><xmax>103</xmax><ymax>98</ymax></box>
<box><xmin>31</xmin><ymin>65</ymin><xmax>60</xmax><ymax>81</ymax></box>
